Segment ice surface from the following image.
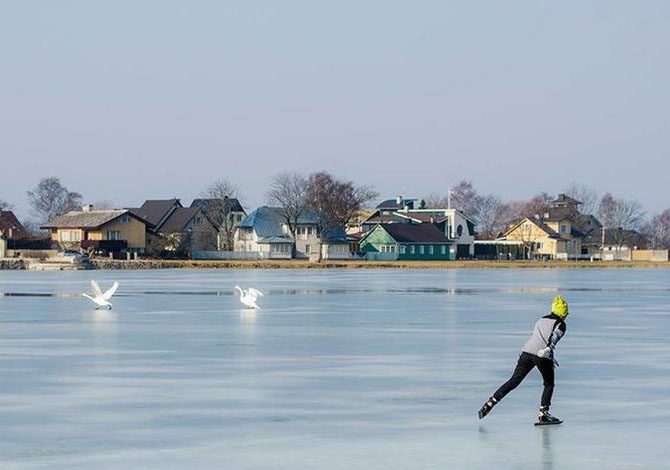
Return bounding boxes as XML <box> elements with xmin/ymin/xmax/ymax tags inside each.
<box><xmin>0</xmin><ymin>268</ymin><xmax>669</xmax><ymax>469</ymax></box>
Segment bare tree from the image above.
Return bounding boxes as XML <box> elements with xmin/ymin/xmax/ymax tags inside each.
<box><xmin>564</xmin><ymin>182</ymin><xmax>598</xmax><ymax>215</ymax></box>
<box><xmin>27</xmin><ymin>177</ymin><xmax>83</xmax><ymax>222</ymax></box>
<box><xmin>306</xmin><ymin>172</ymin><xmax>378</xmax><ymax>233</ymax></box>
<box><xmin>598</xmin><ymin>193</ymin><xmax>645</xmax><ymax>249</ymax></box>
<box><xmin>598</xmin><ymin>193</ymin><xmax>644</xmax><ymax>230</ymax></box>
<box><xmin>450</xmin><ymin>180</ymin><xmax>482</xmax><ymax>220</ymax></box>
<box><xmin>423</xmin><ymin>192</ymin><xmax>450</xmax><ymax>209</ymax></box>
<box><xmin>490</xmin><ymin>193</ymin><xmax>553</xmax><ymax>234</ymax></box>
<box><xmin>20</xmin><ymin>219</ymin><xmax>49</xmax><ymax>238</ymax></box>
<box><xmin>267</xmin><ymin>172</ymin><xmax>309</xmax><ymax>255</ymax></box>
<box><xmin>476</xmin><ymin>194</ymin><xmax>507</xmax><ymax>239</ymax></box>
<box><xmin>199</xmin><ymin>179</ymin><xmax>242</xmax><ymax>250</ymax></box>
<box><xmin>643</xmin><ymin>210</ymin><xmax>670</xmax><ymax>249</ymax></box>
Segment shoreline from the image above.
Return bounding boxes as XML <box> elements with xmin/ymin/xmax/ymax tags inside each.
<box><xmin>2</xmin><ymin>258</ymin><xmax>670</xmax><ymax>270</ymax></box>
<box><xmin>91</xmin><ymin>259</ymin><xmax>670</xmax><ymax>269</ymax></box>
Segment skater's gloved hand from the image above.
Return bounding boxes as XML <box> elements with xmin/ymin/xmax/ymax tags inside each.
<box><xmin>537</xmin><ymin>347</ymin><xmax>551</xmax><ymax>358</ymax></box>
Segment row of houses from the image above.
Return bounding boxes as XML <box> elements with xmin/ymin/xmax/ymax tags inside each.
<box><xmin>28</xmin><ymin>197</ymin><xmax>244</xmax><ymax>257</ymax></box>
<box><xmin>2</xmin><ymin>193</ymin><xmax>660</xmax><ymax>262</ymax></box>
<box><xmin>479</xmin><ymin>194</ymin><xmax>654</xmax><ymax>260</ymax></box>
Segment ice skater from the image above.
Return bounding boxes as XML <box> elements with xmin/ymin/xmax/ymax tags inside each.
<box><xmin>478</xmin><ymin>296</ymin><xmax>569</xmax><ymax>425</ymax></box>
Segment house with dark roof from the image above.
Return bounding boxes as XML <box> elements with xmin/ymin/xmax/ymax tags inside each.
<box><xmin>490</xmin><ymin>193</ymin><xmax>636</xmax><ymax>260</ymax></box>
<box><xmin>359</xmin><ymin>223</ymin><xmax>454</xmax><ymax>260</ymax></box>
<box><xmin>129</xmin><ymin>199</ymin><xmax>182</xmax><ymax>230</ymax></box>
<box><xmin>359</xmin><ymin>206</ymin><xmax>476</xmax><ymax>258</ymax></box>
<box><xmin>581</xmin><ymin>227</ymin><xmax>649</xmax><ymax>259</ymax></box>
<box><xmin>157</xmin><ymin>207</ymin><xmax>217</xmax><ymax>253</ymax></box>
<box><xmin>376</xmin><ymin>196</ymin><xmax>418</xmax><ymax>211</ymax></box>
<box><xmin>499</xmin><ymin>194</ymin><xmax>603</xmax><ymax>259</ymax></box>
<box><xmin>190</xmin><ymin>197</ymin><xmax>246</xmax><ymax>250</ymax></box>
<box><xmin>0</xmin><ymin>211</ymin><xmax>26</xmax><ymax>240</ymax></box>
<box><xmin>41</xmin><ymin>205</ymin><xmax>150</xmax><ymax>253</ymax></box>
<box><xmin>233</xmin><ymin>206</ymin><xmax>350</xmax><ymax>260</ymax></box>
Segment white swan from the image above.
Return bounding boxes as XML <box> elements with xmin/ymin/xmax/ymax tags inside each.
<box><xmin>83</xmin><ymin>280</ymin><xmax>119</xmax><ymax>309</ymax></box>
<box><xmin>235</xmin><ymin>285</ymin><xmax>264</xmax><ymax>309</ymax></box>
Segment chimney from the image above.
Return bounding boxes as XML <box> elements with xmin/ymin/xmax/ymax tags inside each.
<box><xmin>82</xmin><ymin>204</ymin><xmax>93</xmax><ymax>212</ymax></box>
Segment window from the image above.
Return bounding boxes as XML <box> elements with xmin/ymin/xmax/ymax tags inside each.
<box><xmin>440</xmin><ymin>245</ymin><xmax>446</xmax><ymax>255</ymax></box>
<box><xmin>410</xmin><ymin>245</ymin><xmax>415</xmax><ymax>254</ymax></box>
<box><xmin>60</xmin><ymin>230</ymin><xmax>81</xmax><ymax>242</ymax></box>
<box><xmin>400</xmin><ymin>246</ymin><xmax>406</xmax><ymax>254</ymax></box>
<box><xmin>305</xmin><ymin>244</ymin><xmax>311</xmax><ymax>254</ymax></box>
<box><xmin>457</xmin><ymin>225</ymin><xmax>463</xmax><ymax>237</ymax></box>
<box><xmin>118</xmin><ymin>215</ymin><xmax>131</xmax><ymax>224</ymax></box>
<box><xmin>390</xmin><ymin>245</ymin><xmax>396</xmax><ymax>253</ymax></box>
<box><xmin>428</xmin><ymin>245</ymin><xmax>434</xmax><ymax>255</ymax></box>
<box><xmin>419</xmin><ymin>245</ymin><xmax>425</xmax><ymax>254</ymax></box>
<box><xmin>560</xmin><ymin>224</ymin><xmax>568</xmax><ymax>234</ymax></box>
<box><xmin>107</xmin><ymin>231</ymin><xmax>121</xmax><ymax>240</ymax></box>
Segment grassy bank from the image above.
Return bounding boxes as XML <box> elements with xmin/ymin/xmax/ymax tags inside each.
<box><xmin>89</xmin><ymin>259</ymin><xmax>670</xmax><ymax>270</ymax></box>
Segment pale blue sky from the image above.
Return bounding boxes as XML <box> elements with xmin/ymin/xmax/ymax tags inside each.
<box><xmin>1</xmin><ymin>1</ymin><xmax>668</xmax><ymax>220</ymax></box>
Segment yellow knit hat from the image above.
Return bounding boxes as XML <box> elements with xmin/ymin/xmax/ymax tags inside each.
<box><xmin>551</xmin><ymin>296</ymin><xmax>569</xmax><ymax>319</ymax></box>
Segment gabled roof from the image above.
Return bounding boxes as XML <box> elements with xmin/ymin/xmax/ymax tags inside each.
<box><xmin>362</xmin><ymin>213</ymin><xmax>409</xmax><ymax>225</ymax></box>
<box><xmin>504</xmin><ymin>217</ymin><xmax>564</xmax><ymax>240</ymax></box>
<box><xmin>41</xmin><ymin>209</ymin><xmax>145</xmax><ymax>229</ymax></box>
<box><xmin>0</xmin><ymin>211</ymin><xmax>25</xmax><ymax>234</ymax></box>
<box><xmin>159</xmin><ymin>207</ymin><xmax>207</xmax><ymax>234</ymax></box>
<box><xmin>365</xmin><ymin>223</ymin><xmax>450</xmax><ymax>244</ymax></box>
<box><xmin>571</xmin><ymin>213</ymin><xmax>602</xmax><ymax>233</ymax></box>
<box><xmin>376</xmin><ymin>198</ymin><xmax>417</xmax><ymax>210</ymax></box>
<box><xmin>190</xmin><ymin>198</ymin><xmax>245</xmax><ymax>229</ymax></box>
<box><xmin>130</xmin><ymin>199</ymin><xmax>182</xmax><ymax>228</ymax></box>
<box><xmin>552</xmin><ymin>194</ymin><xmax>582</xmax><ymax>206</ymax></box>
<box><xmin>238</xmin><ymin>206</ymin><xmax>286</xmax><ymax>238</ymax></box>
<box><xmin>190</xmin><ymin>198</ymin><xmax>244</xmax><ymax>213</ymax></box>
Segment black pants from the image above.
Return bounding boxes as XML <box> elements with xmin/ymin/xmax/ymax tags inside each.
<box><xmin>493</xmin><ymin>352</ymin><xmax>555</xmax><ymax>408</ymax></box>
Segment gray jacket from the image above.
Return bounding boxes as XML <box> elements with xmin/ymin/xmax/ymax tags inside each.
<box><xmin>521</xmin><ymin>314</ymin><xmax>566</xmax><ymax>360</ymax></box>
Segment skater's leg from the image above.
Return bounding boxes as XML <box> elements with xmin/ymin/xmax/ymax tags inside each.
<box><xmin>492</xmin><ymin>352</ymin><xmax>535</xmax><ymax>402</ymax></box>
<box><xmin>534</xmin><ymin>357</ymin><xmax>555</xmax><ymax>408</ymax></box>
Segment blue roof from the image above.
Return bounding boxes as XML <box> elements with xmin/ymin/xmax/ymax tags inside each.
<box><xmin>238</xmin><ymin>206</ymin><xmax>319</xmax><ymax>238</ymax></box>
<box><xmin>238</xmin><ymin>206</ymin><xmax>284</xmax><ymax>237</ymax></box>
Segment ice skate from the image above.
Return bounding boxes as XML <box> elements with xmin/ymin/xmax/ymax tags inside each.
<box><xmin>535</xmin><ymin>406</ymin><xmax>562</xmax><ymax>426</ymax></box>
<box><xmin>478</xmin><ymin>396</ymin><xmax>498</xmax><ymax>419</ymax></box>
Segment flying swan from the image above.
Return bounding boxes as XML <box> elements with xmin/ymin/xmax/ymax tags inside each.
<box><xmin>83</xmin><ymin>280</ymin><xmax>119</xmax><ymax>309</ymax></box>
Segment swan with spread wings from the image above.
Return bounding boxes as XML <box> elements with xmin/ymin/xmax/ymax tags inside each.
<box><xmin>83</xmin><ymin>280</ymin><xmax>119</xmax><ymax>309</ymax></box>
<box><xmin>235</xmin><ymin>286</ymin><xmax>264</xmax><ymax>309</ymax></box>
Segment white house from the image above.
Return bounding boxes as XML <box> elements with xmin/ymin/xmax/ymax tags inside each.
<box><xmin>234</xmin><ymin>206</ymin><xmax>350</xmax><ymax>260</ymax></box>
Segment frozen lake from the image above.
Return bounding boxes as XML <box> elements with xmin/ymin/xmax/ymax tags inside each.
<box><xmin>1</xmin><ymin>268</ymin><xmax>669</xmax><ymax>469</ymax></box>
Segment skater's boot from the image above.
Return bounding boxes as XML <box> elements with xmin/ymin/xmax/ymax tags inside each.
<box><xmin>537</xmin><ymin>406</ymin><xmax>561</xmax><ymax>424</ymax></box>
<box><xmin>478</xmin><ymin>396</ymin><xmax>498</xmax><ymax>419</ymax></box>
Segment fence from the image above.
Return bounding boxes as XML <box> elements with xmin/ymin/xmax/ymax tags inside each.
<box><xmin>193</xmin><ymin>251</ymin><xmax>261</xmax><ymax>260</ymax></box>
<box><xmin>631</xmin><ymin>250</ymin><xmax>669</xmax><ymax>262</ymax></box>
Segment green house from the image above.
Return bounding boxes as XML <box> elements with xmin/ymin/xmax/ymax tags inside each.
<box><xmin>359</xmin><ymin>223</ymin><xmax>454</xmax><ymax>260</ymax></box>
